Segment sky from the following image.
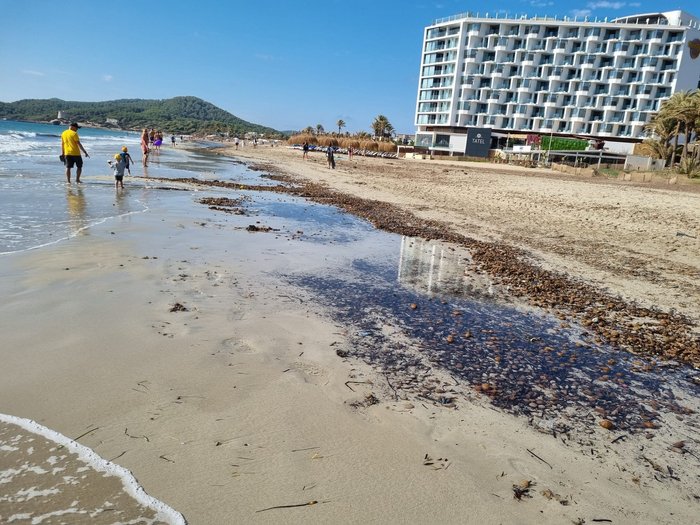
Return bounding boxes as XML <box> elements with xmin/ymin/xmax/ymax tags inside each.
<box><xmin>1</xmin><ymin>1</ymin><xmax>698</xmax><ymax>134</ymax></box>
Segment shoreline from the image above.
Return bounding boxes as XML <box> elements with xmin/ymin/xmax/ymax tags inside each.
<box><xmin>1</xmin><ymin>146</ymin><xmax>698</xmax><ymax>524</ymax></box>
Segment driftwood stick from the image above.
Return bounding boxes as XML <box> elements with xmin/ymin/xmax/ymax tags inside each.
<box><xmin>526</xmin><ymin>448</ymin><xmax>553</xmax><ymax>469</ymax></box>
<box><xmin>73</xmin><ymin>427</ymin><xmax>100</xmax><ymax>441</ymax></box>
<box><xmin>611</xmin><ymin>434</ymin><xmax>627</xmax><ymax>444</ymax></box>
<box><xmin>256</xmin><ymin>500</ymin><xmax>319</xmax><ymax>513</ymax></box>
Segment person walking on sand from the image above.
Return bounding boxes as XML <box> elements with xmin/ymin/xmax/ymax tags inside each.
<box><xmin>327</xmin><ymin>146</ymin><xmax>335</xmax><ymax>169</ymax></box>
<box><xmin>140</xmin><ymin>129</ymin><xmax>150</xmax><ymax>166</ymax></box>
<box><xmin>302</xmin><ymin>141</ymin><xmax>309</xmax><ymax>159</ymax></box>
<box><xmin>108</xmin><ymin>153</ymin><xmax>126</xmax><ymax>190</ymax></box>
<box><xmin>61</xmin><ymin>122</ymin><xmax>89</xmax><ymax>184</ymax></box>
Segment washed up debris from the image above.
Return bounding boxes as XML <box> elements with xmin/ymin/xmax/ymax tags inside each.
<box><xmin>169</xmin><ymin>302</ymin><xmax>188</xmax><ymax>312</ymax></box>
<box><xmin>541</xmin><ymin>489</ymin><xmax>569</xmax><ymax>505</ymax></box>
<box><xmin>349</xmin><ymin>393</ymin><xmax>379</xmax><ymax>408</ymax></box>
<box><xmin>513</xmin><ymin>479</ymin><xmax>533</xmax><ymax>500</ymax></box>
<box><xmin>599</xmin><ymin>419</ymin><xmax>615</xmax><ymax>431</ymax></box>
<box><xmin>246</xmin><ymin>224</ymin><xmax>279</xmax><ymax>232</ymax></box>
<box><xmin>198</xmin><ymin>196</ymin><xmax>249</xmax><ymax>215</ymax></box>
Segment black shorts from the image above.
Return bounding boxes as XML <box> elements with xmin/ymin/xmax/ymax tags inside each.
<box><xmin>65</xmin><ymin>155</ymin><xmax>83</xmax><ymax>169</ymax></box>
<box><xmin>115</xmin><ymin>175</ymin><xmax>124</xmax><ymax>181</ymax></box>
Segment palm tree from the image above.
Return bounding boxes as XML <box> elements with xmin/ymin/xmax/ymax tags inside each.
<box><xmin>657</xmin><ymin>90</ymin><xmax>700</xmax><ymax>166</ymax></box>
<box><xmin>302</xmin><ymin>126</ymin><xmax>314</xmax><ymax>135</ymax></box>
<box><xmin>644</xmin><ymin>113</ymin><xmax>675</xmax><ymax>163</ymax></box>
<box><xmin>371</xmin><ymin>115</ymin><xmax>393</xmax><ymax>140</ymax></box>
<box><xmin>316</xmin><ymin>124</ymin><xmax>325</xmax><ymax>135</ymax></box>
<box><xmin>336</xmin><ymin>119</ymin><xmax>346</xmax><ymax>135</ymax></box>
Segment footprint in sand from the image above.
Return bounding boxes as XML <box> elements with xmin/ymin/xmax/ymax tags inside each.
<box><xmin>221</xmin><ymin>338</ymin><xmax>256</xmax><ymax>354</ymax></box>
<box><xmin>506</xmin><ymin>457</ymin><xmax>538</xmax><ymax>480</ymax></box>
<box><xmin>291</xmin><ymin>360</ymin><xmax>329</xmax><ymax>385</ymax></box>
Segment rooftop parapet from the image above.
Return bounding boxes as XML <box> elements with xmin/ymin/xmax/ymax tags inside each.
<box><xmin>432</xmin><ymin>9</ymin><xmax>700</xmax><ymax>28</ymax></box>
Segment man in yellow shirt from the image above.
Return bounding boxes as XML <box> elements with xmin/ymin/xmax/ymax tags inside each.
<box><xmin>61</xmin><ymin>122</ymin><xmax>89</xmax><ymax>184</ymax></box>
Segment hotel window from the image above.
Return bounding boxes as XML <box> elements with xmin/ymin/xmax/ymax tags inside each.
<box><xmin>584</xmin><ymin>28</ymin><xmax>600</xmax><ymax>37</ymax></box>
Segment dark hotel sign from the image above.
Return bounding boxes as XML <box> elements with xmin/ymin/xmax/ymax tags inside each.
<box><xmin>465</xmin><ymin>128</ymin><xmax>491</xmax><ymax>157</ymax></box>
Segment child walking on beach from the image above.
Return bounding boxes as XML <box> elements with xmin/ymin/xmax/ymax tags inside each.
<box><xmin>108</xmin><ymin>153</ymin><xmax>127</xmax><ymax>190</ymax></box>
<box><xmin>120</xmin><ymin>146</ymin><xmax>134</xmax><ymax>176</ymax></box>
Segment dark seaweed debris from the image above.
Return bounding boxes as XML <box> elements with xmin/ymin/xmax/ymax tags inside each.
<box><xmin>158</xmin><ymin>174</ymin><xmax>700</xmax><ymax>367</ymax></box>
<box><xmin>287</xmin><ymin>264</ymin><xmax>697</xmax><ymax>435</ymax></box>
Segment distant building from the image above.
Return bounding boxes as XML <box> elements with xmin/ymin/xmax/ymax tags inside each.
<box><xmin>416</xmin><ymin>10</ymin><xmax>700</xmax><ymax>154</ymax></box>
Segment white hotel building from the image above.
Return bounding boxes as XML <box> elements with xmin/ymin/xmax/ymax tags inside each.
<box><xmin>415</xmin><ymin>10</ymin><xmax>700</xmax><ymax>154</ymax></box>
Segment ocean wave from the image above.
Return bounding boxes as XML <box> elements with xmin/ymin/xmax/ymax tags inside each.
<box><xmin>0</xmin><ymin>414</ymin><xmax>186</xmax><ymax>524</ymax></box>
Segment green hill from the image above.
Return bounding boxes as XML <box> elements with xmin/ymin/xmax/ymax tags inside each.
<box><xmin>0</xmin><ymin>96</ymin><xmax>281</xmax><ymax>136</ymax></box>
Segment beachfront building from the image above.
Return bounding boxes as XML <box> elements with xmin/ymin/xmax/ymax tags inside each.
<box><xmin>415</xmin><ymin>10</ymin><xmax>700</xmax><ymax>155</ymax></box>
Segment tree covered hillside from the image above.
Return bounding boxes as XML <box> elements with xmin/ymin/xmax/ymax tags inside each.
<box><xmin>0</xmin><ymin>96</ymin><xmax>281</xmax><ymax>136</ymax></box>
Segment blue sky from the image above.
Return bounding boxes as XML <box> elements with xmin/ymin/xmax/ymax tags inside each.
<box><xmin>1</xmin><ymin>1</ymin><xmax>698</xmax><ymax>134</ymax></box>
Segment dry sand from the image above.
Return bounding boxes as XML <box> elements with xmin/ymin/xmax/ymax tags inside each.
<box><xmin>1</xmin><ymin>149</ymin><xmax>699</xmax><ymax>524</ymax></box>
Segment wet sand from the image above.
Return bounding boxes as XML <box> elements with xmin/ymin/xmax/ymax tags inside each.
<box><xmin>1</xmin><ymin>153</ymin><xmax>699</xmax><ymax>524</ymax></box>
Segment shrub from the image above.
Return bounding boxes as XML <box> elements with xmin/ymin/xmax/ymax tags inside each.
<box><xmin>678</xmin><ymin>156</ymin><xmax>700</xmax><ymax>177</ymax></box>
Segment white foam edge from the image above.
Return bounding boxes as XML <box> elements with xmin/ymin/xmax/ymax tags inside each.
<box><xmin>0</xmin><ymin>413</ymin><xmax>186</xmax><ymax>524</ymax></box>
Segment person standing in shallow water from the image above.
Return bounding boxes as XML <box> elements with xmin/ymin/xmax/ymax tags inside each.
<box><xmin>61</xmin><ymin>122</ymin><xmax>89</xmax><ymax>184</ymax></box>
<box><xmin>140</xmin><ymin>129</ymin><xmax>150</xmax><ymax>167</ymax></box>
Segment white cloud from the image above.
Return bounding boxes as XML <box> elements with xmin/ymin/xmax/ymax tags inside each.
<box><xmin>21</xmin><ymin>70</ymin><xmax>44</xmax><ymax>76</ymax></box>
<box><xmin>572</xmin><ymin>9</ymin><xmax>592</xmax><ymax>17</ymax></box>
<box><xmin>588</xmin><ymin>1</ymin><xmax>626</xmax><ymax>9</ymax></box>
<box><xmin>102</xmin><ymin>74</ymin><xmax>113</xmax><ymax>82</ymax></box>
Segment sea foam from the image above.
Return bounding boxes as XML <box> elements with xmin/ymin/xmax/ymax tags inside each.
<box><xmin>0</xmin><ymin>413</ymin><xmax>186</xmax><ymax>524</ymax></box>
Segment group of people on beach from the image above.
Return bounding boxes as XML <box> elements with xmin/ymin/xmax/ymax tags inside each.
<box><xmin>140</xmin><ymin>128</ymin><xmax>176</xmax><ymax>167</ymax></box>
<box><xmin>60</xmin><ymin>123</ymin><xmax>170</xmax><ymax>190</ymax></box>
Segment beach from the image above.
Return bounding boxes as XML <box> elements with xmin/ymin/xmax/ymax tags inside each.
<box><xmin>1</xmin><ymin>139</ymin><xmax>699</xmax><ymax>524</ymax></box>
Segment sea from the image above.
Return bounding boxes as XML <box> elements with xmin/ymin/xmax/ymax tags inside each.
<box><xmin>0</xmin><ymin>119</ymin><xmax>245</xmax><ymax>255</ymax></box>
<box><xmin>0</xmin><ymin>120</ymin><xmax>228</xmax><ymax>523</ymax></box>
